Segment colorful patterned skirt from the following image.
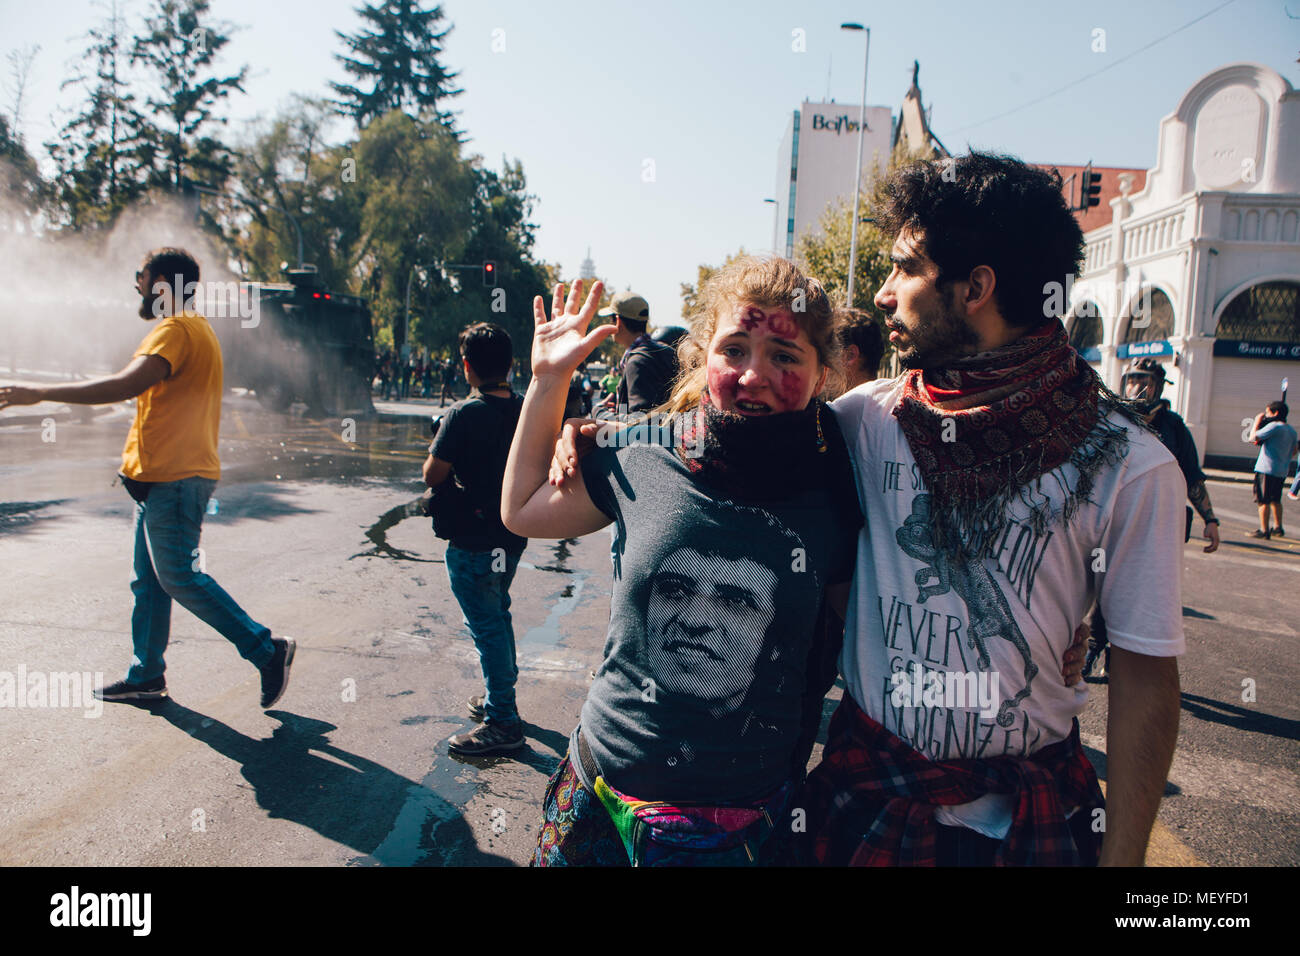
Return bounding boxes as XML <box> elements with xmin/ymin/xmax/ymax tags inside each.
<box><xmin>531</xmin><ymin>754</ymin><xmax>628</xmax><ymax>867</ymax></box>
<box><xmin>531</xmin><ymin>751</ymin><xmax>797</xmax><ymax>867</ymax></box>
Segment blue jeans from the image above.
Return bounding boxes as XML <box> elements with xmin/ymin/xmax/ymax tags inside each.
<box><xmin>445</xmin><ymin>545</ymin><xmax>523</xmax><ymax>725</ymax></box>
<box><xmin>128</xmin><ymin>476</ymin><xmax>274</xmax><ymax>683</ymax></box>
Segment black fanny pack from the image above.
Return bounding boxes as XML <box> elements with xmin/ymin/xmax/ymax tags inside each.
<box><xmin>120</xmin><ymin>473</ymin><xmax>154</xmax><ymax>503</ymax></box>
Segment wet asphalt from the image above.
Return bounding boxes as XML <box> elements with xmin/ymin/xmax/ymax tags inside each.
<box><xmin>0</xmin><ymin>389</ymin><xmax>612</xmax><ymax>865</ymax></box>
<box><xmin>2</xmin><ymin>387</ymin><xmax>1297</xmax><ymax>866</ymax></box>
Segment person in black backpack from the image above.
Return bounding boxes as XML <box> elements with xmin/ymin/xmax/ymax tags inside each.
<box><xmin>593</xmin><ymin>292</ymin><xmax>679</xmax><ymax>420</ymax></box>
<box><xmin>422</xmin><ymin>322</ymin><xmax>528</xmax><ymax>754</ymax></box>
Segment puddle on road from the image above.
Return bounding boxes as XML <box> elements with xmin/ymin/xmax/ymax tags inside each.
<box><xmin>520</xmin><ymin>539</ymin><xmax>589</xmax><ymax>650</ymax></box>
<box><xmin>524</xmin><ymin>537</ymin><xmax>577</xmax><ymax>575</ymax></box>
<box><xmin>352</xmin><ymin>498</ymin><xmax>440</xmax><ymax>563</ymax></box>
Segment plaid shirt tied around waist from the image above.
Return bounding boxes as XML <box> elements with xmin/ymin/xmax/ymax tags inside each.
<box><xmin>804</xmin><ymin>695</ymin><xmax>1103</xmax><ymax>866</ymax></box>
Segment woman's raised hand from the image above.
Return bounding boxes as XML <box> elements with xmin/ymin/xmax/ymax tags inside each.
<box><xmin>531</xmin><ymin>279</ymin><xmax>616</xmax><ymax>381</ymax></box>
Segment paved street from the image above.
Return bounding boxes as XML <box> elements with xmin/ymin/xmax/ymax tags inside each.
<box><xmin>1</xmin><ymin>388</ymin><xmax>1297</xmax><ymax>866</ymax></box>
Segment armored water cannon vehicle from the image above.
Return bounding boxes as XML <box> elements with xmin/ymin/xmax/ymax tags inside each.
<box><xmin>211</xmin><ymin>263</ymin><xmax>375</xmax><ymax>416</ymax></box>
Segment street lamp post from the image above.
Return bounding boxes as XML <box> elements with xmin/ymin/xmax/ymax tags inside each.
<box><xmin>763</xmin><ymin>198</ymin><xmax>778</xmax><ymax>256</ymax></box>
<box><xmin>841</xmin><ymin>22</ymin><xmax>870</xmax><ymax>308</ymax></box>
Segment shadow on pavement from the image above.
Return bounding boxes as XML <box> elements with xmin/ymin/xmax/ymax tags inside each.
<box><xmin>1080</xmin><ymin>743</ymin><xmax>1182</xmax><ymax>796</ymax></box>
<box><xmin>0</xmin><ymin>499</ymin><xmax>70</xmax><ymax>536</ymax></box>
<box><xmin>143</xmin><ymin>699</ymin><xmax>512</xmax><ymax>866</ymax></box>
<box><xmin>1179</xmin><ymin>691</ymin><xmax>1300</xmax><ymax>742</ymax></box>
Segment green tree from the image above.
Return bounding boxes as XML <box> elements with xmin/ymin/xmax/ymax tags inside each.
<box><xmin>679</xmin><ymin>248</ymin><xmax>747</xmax><ymax>320</ymax></box>
<box><xmin>795</xmin><ymin>198</ymin><xmax>893</xmax><ymax>314</ymax></box>
<box><xmin>0</xmin><ymin>113</ymin><xmax>45</xmax><ymax>229</ymax></box>
<box><xmin>131</xmin><ymin>0</ymin><xmax>248</xmax><ymax>191</ymax></box>
<box><xmin>46</xmin><ymin>1</ymin><xmax>158</xmax><ymax>229</ymax></box>
<box><xmin>225</xmin><ymin>97</ymin><xmax>361</xmax><ymax>291</ymax></box>
<box><xmin>330</xmin><ymin>0</ymin><xmax>462</xmax><ymax>132</ymax></box>
<box><xmin>354</xmin><ymin>109</ymin><xmax>473</xmax><ymax>348</ymax></box>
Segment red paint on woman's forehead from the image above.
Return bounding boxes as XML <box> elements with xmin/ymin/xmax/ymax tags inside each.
<box><xmin>736</xmin><ymin>305</ymin><xmax>800</xmax><ymax>340</ymax></box>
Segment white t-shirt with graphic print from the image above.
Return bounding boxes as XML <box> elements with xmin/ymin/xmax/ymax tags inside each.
<box><xmin>831</xmin><ymin>376</ymin><xmax>1185</xmax><ymax>836</ymax></box>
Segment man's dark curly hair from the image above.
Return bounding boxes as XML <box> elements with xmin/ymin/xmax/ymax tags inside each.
<box><xmin>458</xmin><ymin>322</ymin><xmax>513</xmax><ymax>381</ymax></box>
<box><xmin>874</xmin><ymin>151</ymin><xmax>1085</xmax><ymax>328</ymax></box>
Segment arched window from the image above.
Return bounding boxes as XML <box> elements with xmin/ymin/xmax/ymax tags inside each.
<box><xmin>1215</xmin><ymin>281</ymin><xmax>1300</xmax><ymax>342</ymax></box>
<box><xmin>1122</xmin><ymin>288</ymin><xmax>1174</xmax><ymax>344</ymax></box>
<box><xmin>1067</xmin><ymin>301</ymin><xmax>1103</xmax><ymax>351</ymax></box>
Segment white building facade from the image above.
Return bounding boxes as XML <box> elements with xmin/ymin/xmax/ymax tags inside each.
<box><xmin>774</xmin><ymin>101</ymin><xmax>893</xmax><ymax>258</ymax></box>
<box><xmin>1068</xmin><ymin>63</ymin><xmax>1300</xmax><ymax>467</ymax></box>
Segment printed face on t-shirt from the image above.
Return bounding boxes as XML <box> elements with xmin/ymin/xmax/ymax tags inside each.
<box><xmin>645</xmin><ymin>546</ymin><xmax>777</xmax><ymax>710</ymax></box>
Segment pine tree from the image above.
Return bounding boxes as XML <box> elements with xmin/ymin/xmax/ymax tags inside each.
<box><xmin>130</xmin><ymin>0</ymin><xmax>247</xmax><ymax>191</ymax></box>
<box><xmin>46</xmin><ymin>0</ymin><xmax>158</xmax><ymax>228</ymax></box>
<box><xmin>330</xmin><ymin>0</ymin><xmax>462</xmax><ymax>132</ymax></box>
<box><xmin>0</xmin><ymin>113</ymin><xmax>46</xmax><ymax>230</ymax></box>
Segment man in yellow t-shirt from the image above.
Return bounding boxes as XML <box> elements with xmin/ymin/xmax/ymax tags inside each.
<box><xmin>0</xmin><ymin>248</ymin><xmax>294</xmax><ymax>707</ymax></box>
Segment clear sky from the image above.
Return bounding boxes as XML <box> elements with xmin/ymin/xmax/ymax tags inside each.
<box><xmin>2</xmin><ymin>0</ymin><xmax>1295</xmax><ymax>325</ymax></box>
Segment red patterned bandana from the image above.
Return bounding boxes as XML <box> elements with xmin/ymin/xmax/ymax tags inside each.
<box><xmin>892</xmin><ymin>320</ymin><xmax>1139</xmax><ymax>560</ymax></box>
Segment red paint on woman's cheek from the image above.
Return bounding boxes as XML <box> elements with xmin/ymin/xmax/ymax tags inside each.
<box><xmin>709</xmin><ymin>365</ymin><xmax>741</xmax><ymax>405</ymax></box>
<box><xmin>777</xmin><ymin>368</ymin><xmax>809</xmax><ymax>409</ymax></box>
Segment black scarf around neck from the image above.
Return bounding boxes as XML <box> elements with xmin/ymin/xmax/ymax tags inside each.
<box><xmin>674</xmin><ymin>390</ymin><xmax>850</xmax><ymax>502</ymax></box>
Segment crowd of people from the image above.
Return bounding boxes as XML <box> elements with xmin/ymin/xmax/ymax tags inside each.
<box><xmin>3</xmin><ymin>148</ymin><xmax>1277</xmax><ymax>868</ymax></box>
<box><xmin>374</xmin><ymin>348</ymin><xmax>463</xmax><ymax>402</ymax></box>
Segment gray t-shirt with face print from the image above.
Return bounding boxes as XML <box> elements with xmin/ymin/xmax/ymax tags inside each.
<box><xmin>574</xmin><ymin>431</ymin><xmax>859</xmax><ymax>803</ymax></box>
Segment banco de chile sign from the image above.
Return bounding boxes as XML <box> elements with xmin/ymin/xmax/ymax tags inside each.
<box><xmin>1213</xmin><ymin>339</ymin><xmax>1300</xmax><ymax>361</ymax></box>
<box><xmin>1116</xmin><ymin>340</ymin><xmax>1174</xmax><ymax>359</ymax></box>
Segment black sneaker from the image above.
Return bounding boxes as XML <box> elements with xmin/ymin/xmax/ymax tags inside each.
<box><xmin>95</xmin><ymin>676</ymin><xmax>168</xmax><ymax>702</ymax></box>
<box><xmin>259</xmin><ymin>636</ymin><xmax>296</xmax><ymax>708</ymax></box>
<box><xmin>448</xmin><ymin>720</ymin><xmax>525</xmax><ymax>755</ymax></box>
<box><xmin>468</xmin><ymin>695</ymin><xmax>485</xmax><ymax>721</ymax></box>
<box><xmin>1275</xmin><ymin>527</ymin><xmax>1285</xmax><ymax>538</ymax></box>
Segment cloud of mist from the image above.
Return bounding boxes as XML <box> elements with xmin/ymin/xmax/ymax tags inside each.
<box><xmin>0</xmin><ymin>185</ymin><xmax>248</xmax><ymax>379</ymax></box>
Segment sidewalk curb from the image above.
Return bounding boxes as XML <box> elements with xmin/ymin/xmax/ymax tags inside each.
<box><xmin>1204</xmin><ymin>469</ymin><xmax>1258</xmax><ymax>485</ymax></box>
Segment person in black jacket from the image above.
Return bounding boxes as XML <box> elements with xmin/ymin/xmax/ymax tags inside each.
<box><xmin>1083</xmin><ymin>357</ymin><xmax>1219</xmax><ymax>679</ymax></box>
<box><xmin>423</xmin><ymin>323</ymin><xmax>528</xmax><ymax>754</ymax></box>
<box><xmin>593</xmin><ymin>292</ymin><xmax>679</xmax><ymax>420</ymax></box>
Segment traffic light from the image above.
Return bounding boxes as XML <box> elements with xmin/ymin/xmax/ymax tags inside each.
<box><xmin>483</xmin><ymin>261</ymin><xmax>496</xmax><ymax>287</ymax></box>
<box><xmin>1082</xmin><ymin>164</ymin><xmax>1102</xmax><ymax>209</ymax></box>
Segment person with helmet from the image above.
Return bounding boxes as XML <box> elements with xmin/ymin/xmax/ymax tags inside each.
<box><xmin>651</xmin><ymin>325</ymin><xmax>688</xmax><ymax>350</ymax></box>
<box><xmin>1083</xmin><ymin>357</ymin><xmax>1220</xmax><ymax>679</ymax></box>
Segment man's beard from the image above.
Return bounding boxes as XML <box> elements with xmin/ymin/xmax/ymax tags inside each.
<box><xmin>138</xmin><ymin>293</ymin><xmax>159</xmax><ymax>319</ymax></box>
<box><xmin>893</xmin><ymin>288</ymin><xmax>980</xmax><ymax>370</ymax></box>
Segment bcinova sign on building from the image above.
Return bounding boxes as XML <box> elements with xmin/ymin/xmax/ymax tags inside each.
<box><xmin>775</xmin><ymin>101</ymin><xmax>893</xmax><ymax>257</ymax></box>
